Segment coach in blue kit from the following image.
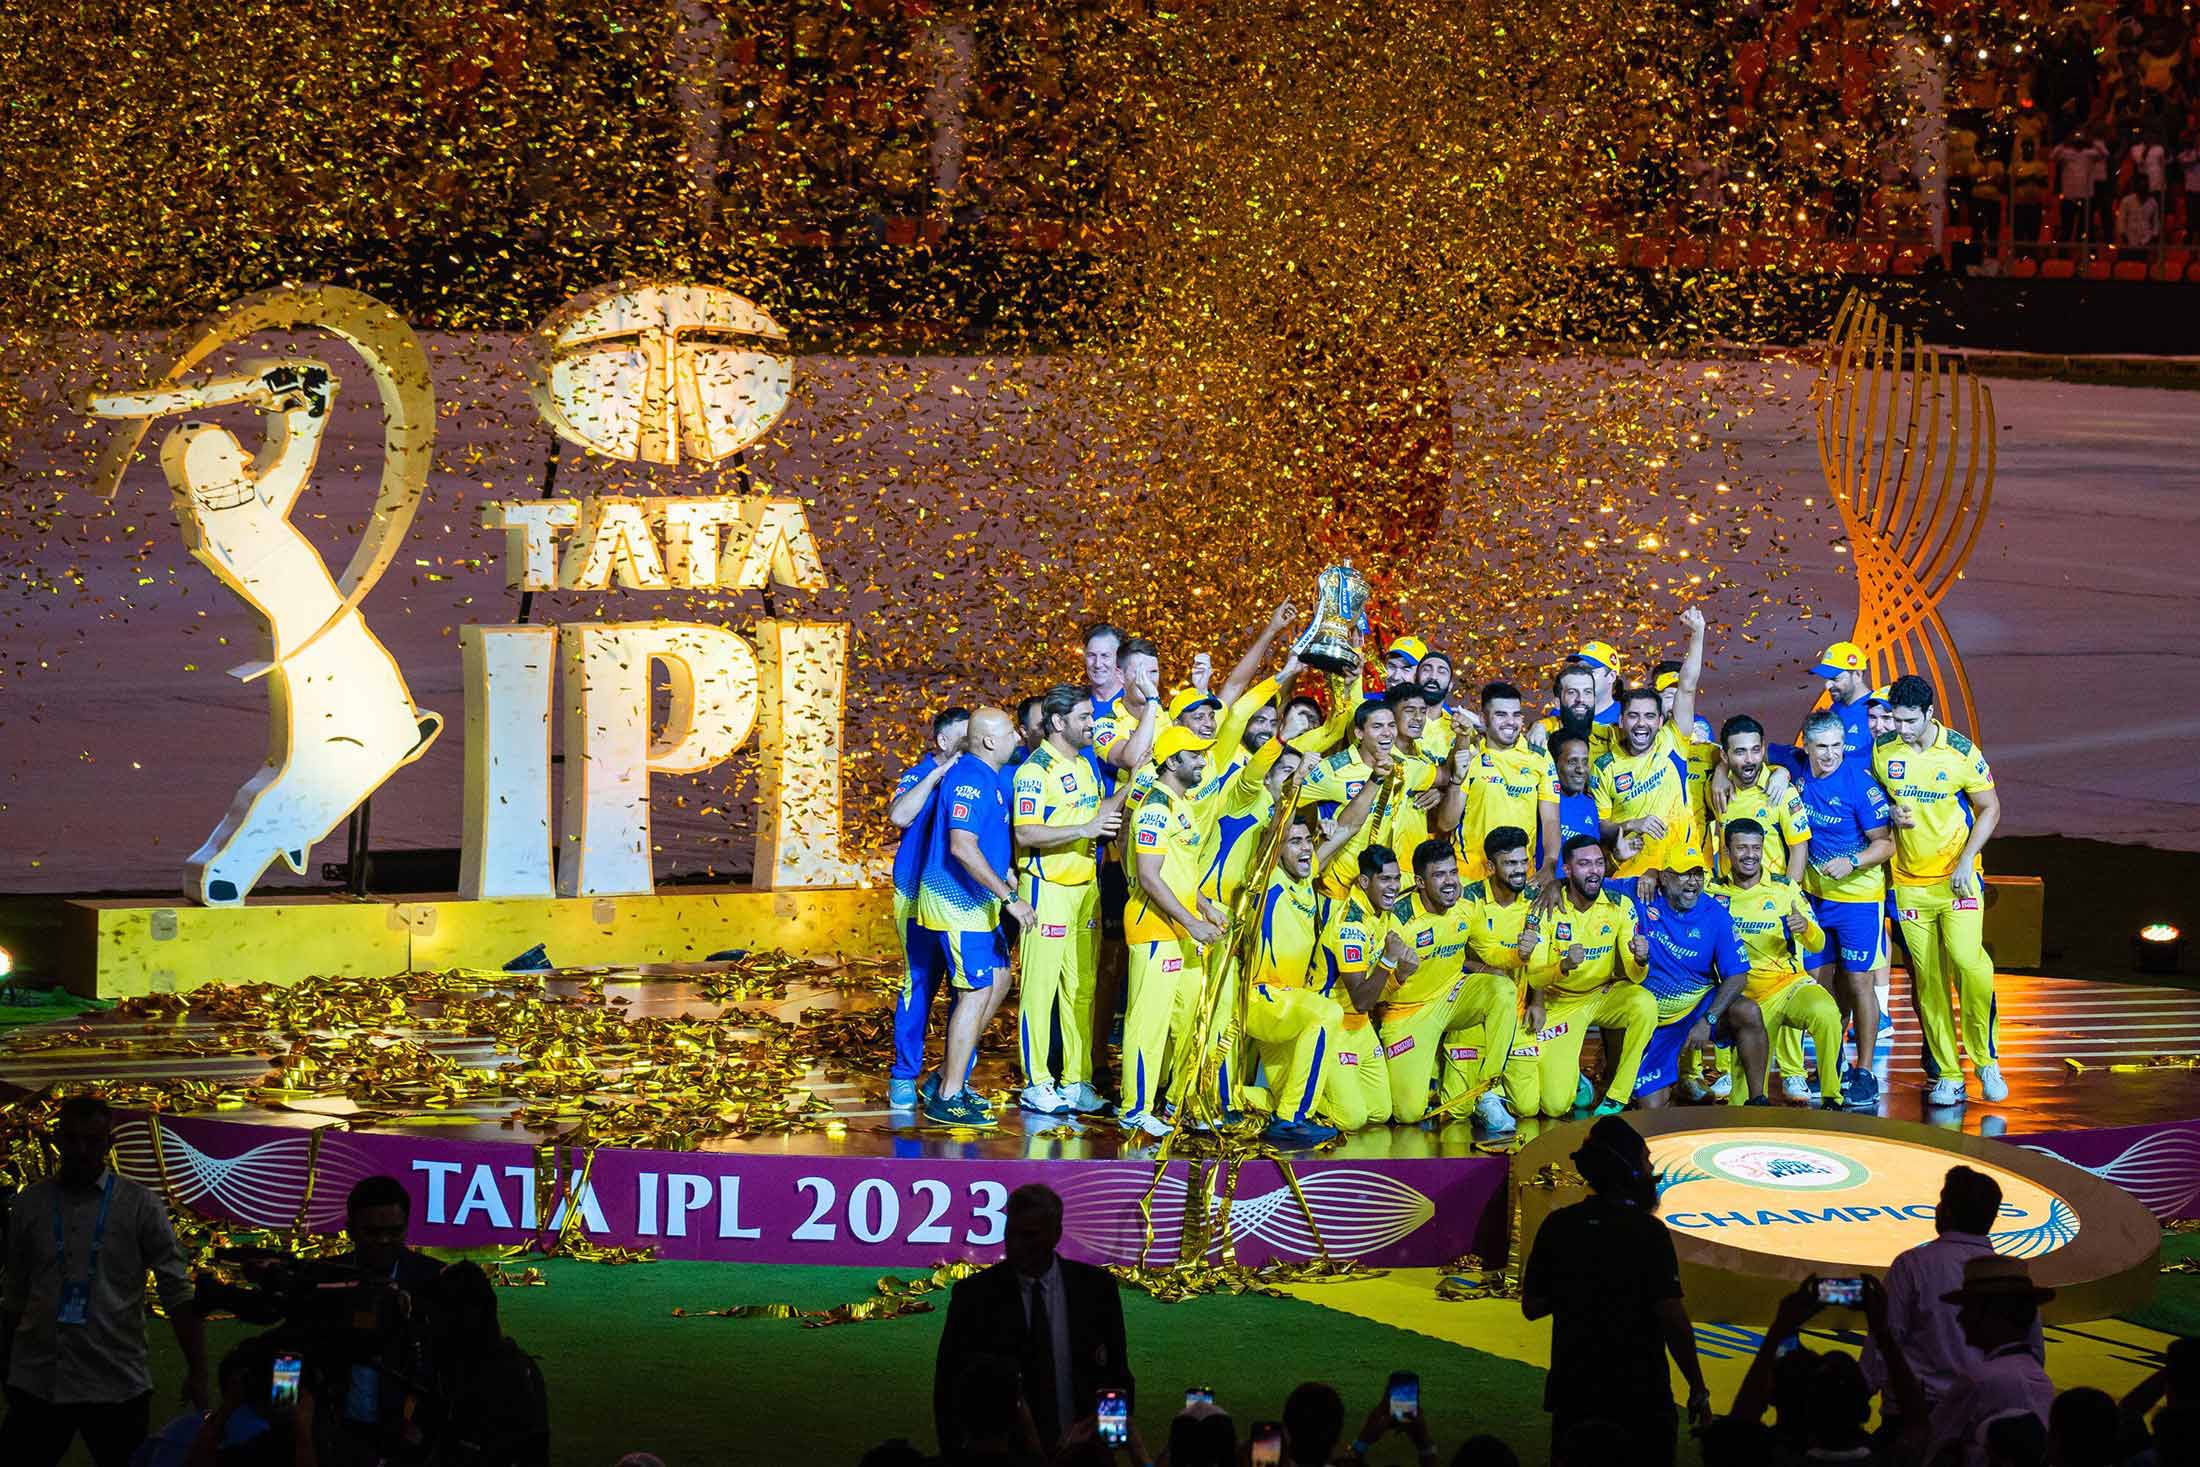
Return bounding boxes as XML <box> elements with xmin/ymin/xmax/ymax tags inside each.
<box><xmin>1624</xmin><ymin>853</ymin><xmax>1763</xmax><ymax>1106</ymax></box>
<box><xmin>887</xmin><ymin>707</ymin><xmax>970</xmax><ymax>1108</ymax></box>
<box><xmin>916</xmin><ymin>707</ymin><xmax>1036</xmax><ymax>1128</ymax></box>
<box><xmin>1795</xmin><ymin>708</ymin><xmax>1897</xmax><ymax>1106</ymax></box>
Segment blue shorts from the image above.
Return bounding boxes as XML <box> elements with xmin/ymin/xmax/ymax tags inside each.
<box><xmin>1634</xmin><ymin>990</ymin><xmax>1719</xmax><ymax>1099</ymax></box>
<box><xmin>1807</xmin><ymin>895</ymin><xmax>1888</xmax><ymax>974</ymax></box>
<box><xmin>939</xmin><ymin>926</ymin><xmax>1009</xmax><ymax>990</ymax></box>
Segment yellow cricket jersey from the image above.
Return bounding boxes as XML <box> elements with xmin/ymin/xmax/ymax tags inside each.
<box><xmin>1093</xmin><ymin>701</ymin><xmax>1170</xmax><ymax>771</ymax></box>
<box><xmin>1457</xmin><ymin>739</ymin><xmax>1553</xmax><ymax>872</ymax></box>
<box><xmin>1526</xmin><ymin>891</ymin><xmax>1644</xmax><ymax>1003</ymax></box>
<box><xmin>1589</xmin><ymin>725</ymin><xmax>1701</xmax><ymax>877</ymax></box>
<box><xmin>1682</xmin><ymin>736</ymin><xmax>1720</xmax><ymax>824</ymax></box>
<box><xmin>1709</xmin><ymin>777</ymin><xmax>1812</xmax><ymax>877</ymax></box>
<box><xmin>1011</xmin><ymin>744</ymin><xmax>1102</xmax><ymax>885</ymax></box>
<box><xmin>1709</xmin><ymin>874</ymin><xmax>1821</xmax><ymax>1002</ymax></box>
<box><xmin>1301</xmin><ymin>749</ymin><xmax>1440</xmax><ymax>897</ymax></box>
<box><xmin>1249</xmin><ymin>872</ymin><xmax>1322</xmax><ymax>988</ymax></box>
<box><xmin>1461</xmin><ymin>879</ymin><xmax>1538</xmax><ymax>971</ymax></box>
<box><xmin>1417</xmin><ymin>714</ymin><xmax>1457</xmax><ymax>764</ymax></box>
<box><xmin>1873</xmin><ymin>727</ymin><xmax>1994</xmax><ymax>886</ymax></box>
<box><xmin>1318</xmin><ymin>896</ymin><xmax>1385</xmax><ymax>1028</ymax></box>
<box><xmin>1539</xmin><ymin>714</ymin><xmax>1619</xmax><ymax>757</ymax></box>
<box><xmin>1125</xmin><ymin>785</ymin><xmax>1207</xmax><ymax>943</ymax></box>
<box><xmin>1206</xmin><ymin>757</ymin><xmax>1281</xmax><ymax>902</ymax></box>
<box><xmin>1385</xmin><ymin>892</ymin><xmax>1474</xmax><ymax>1018</ymax></box>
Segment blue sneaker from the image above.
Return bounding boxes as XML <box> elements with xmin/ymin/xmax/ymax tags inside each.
<box><xmin>1573</xmin><ymin>1074</ymin><xmax>1596</xmax><ymax>1111</ymax></box>
<box><xmin>888</xmin><ymin>1077</ymin><xmax>918</xmax><ymax>1108</ymax></box>
<box><xmin>1591</xmin><ymin>1096</ymin><xmax>1628</xmax><ymax>1117</ymax></box>
<box><xmin>923</xmin><ymin>1090</ymin><xmax>996</xmax><ymax>1128</ymax></box>
<box><xmin>1261</xmin><ymin>1118</ymin><xmax>1340</xmax><ymax>1150</ymax></box>
<box><xmin>1841</xmin><ymin>1067</ymin><xmax>1880</xmax><ymax>1107</ymax></box>
<box><xmin>919</xmin><ymin>1071</ymin><xmax>941</xmax><ymax>1105</ymax></box>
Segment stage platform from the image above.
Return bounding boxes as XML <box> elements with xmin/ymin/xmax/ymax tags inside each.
<box><xmin>47</xmin><ymin>877</ymin><xmax>2051</xmax><ymax>1001</ymax></box>
<box><xmin>59</xmin><ymin>885</ymin><xmax>899</xmax><ymax>999</ymax></box>
<box><xmin>1</xmin><ymin>965</ymin><xmax>2192</xmax><ymax>1294</ymax></box>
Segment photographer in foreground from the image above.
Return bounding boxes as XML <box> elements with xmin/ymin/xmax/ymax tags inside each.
<box><xmin>0</xmin><ymin>1095</ymin><xmax>208</xmax><ymax>1467</ymax></box>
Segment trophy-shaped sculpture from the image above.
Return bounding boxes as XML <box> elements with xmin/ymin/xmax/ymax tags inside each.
<box><xmin>1294</xmin><ymin>562</ymin><xmax>1371</xmax><ymax>675</ymax></box>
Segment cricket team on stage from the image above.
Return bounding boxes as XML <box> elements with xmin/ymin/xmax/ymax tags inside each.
<box><xmin>887</xmin><ymin>604</ymin><xmax>2004</xmax><ymax>1145</ymax></box>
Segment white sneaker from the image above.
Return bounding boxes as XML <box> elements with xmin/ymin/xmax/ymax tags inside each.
<box><xmin>1926</xmin><ymin>1077</ymin><xmax>1968</xmax><ymax>1107</ymax></box>
<box><xmin>1709</xmin><ymin>1071</ymin><xmax>1734</xmax><ymax>1100</ymax></box>
<box><xmin>1019</xmin><ymin>1084</ymin><xmax>1071</xmax><ymax>1116</ymax></box>
<box><xmin>1475</xmin><ymin>1090</ymin><xmax>1517</xmax><ymax>1134</ymax></box>
<box><xmin>1680</xmin><ymin>1075</ymin><xmax>1711</xmax><ymax>1102</ymax></box>
<box><xmin>1119</xmin><ymin>1110</ymin><xmax>1171</xmax><ymax>1138</ymax></box>
<box><xmin>1782</xmin><ymin>1073</ymin><xmax>1814</xmax><ymax>1103</ymax></box>
<box><xmin>1978</xmin><ymin>1064</ymin><xmax>2009</xmax><ymax>1102</ymax></box>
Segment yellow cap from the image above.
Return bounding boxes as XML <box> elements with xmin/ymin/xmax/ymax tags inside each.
<box><xmin>1813</xmin><ymin>641</ymin><xmax>1869</xmax><ymax>678</ymax></box>
<box><xmin>1573</xmin><ymin>640</ymin><xmax>1620</xmax><ymax>671</ymax></box>
<box><xmin>1665</xmin><ymin>849</ymin><xmax>1708</xmax><ymax>874</ymax></box>
<box><xmin>1384</xmin><ymin>635</ymin><xmax>1429</xmax><ymax>665</ymax></box>
<box><xmin>1152</xmin><ymin>726</ymin><xmax>1216</xmax><ymax>764</ymax></box>
<box><xmin>1653</xmin><ymin>669</ymin><xmax>1680</xmax><ymax>693</ymax></box>
<box><xmin>1867</xmin><ymin>684</ymin><xmax>1892</xmax><ymax>707</ymax></box>
<box><xmin>1165</xmin><ymin>685</ymin><xmax>1222</xmax><ymax>722</ymax></box>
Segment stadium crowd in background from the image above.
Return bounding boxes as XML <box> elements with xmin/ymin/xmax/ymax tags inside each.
<box><xmin>887</xmin><ymin>599</ymin><xmax>2004</xmax><ymax>1141</ymax></box>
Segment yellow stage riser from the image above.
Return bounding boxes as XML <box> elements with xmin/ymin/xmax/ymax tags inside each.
<box><xmin>64</xmin><ymin>887</ymin><xmax>894</xmax><ymax>998</ymax></box>
<box><xmin>404</xmin><ymin>887</ymin><xmax>894</xmax><ymax>973</ymax></box>
<box><xmin>61</xmin><ymin>878</ymin><xmax>2033</xmax><ymax>999</ymax></box>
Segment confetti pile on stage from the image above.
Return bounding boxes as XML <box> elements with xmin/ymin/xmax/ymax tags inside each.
<box><xmin>0</xmin><ymin>1</ymin><xmax>1942</xmax><ymax>882</ymax></box>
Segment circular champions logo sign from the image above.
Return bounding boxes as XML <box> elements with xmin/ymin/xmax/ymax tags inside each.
<box><xmin>1650</xmin><ymin>1127</ymin><xmax>2078</xmax><ymax>1269</ymax></box>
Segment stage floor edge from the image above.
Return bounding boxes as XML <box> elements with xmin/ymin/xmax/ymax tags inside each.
<box><xmin>63</xmin><ymin>885</ymin><xmax>896</xmax><ymax>998</ymax></box>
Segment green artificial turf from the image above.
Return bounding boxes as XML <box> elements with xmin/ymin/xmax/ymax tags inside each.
<box><xmin>84</xmin><ymin>1234</ymin><xmax>2200</xmax><ymax>1467</ymax></box>
<box><xmin>123</xmin><ymin>1259</ymin><xmax>1545</xmax><ymax>1467</ymax></box>
<box><xmin>2118</xmin><ymin>1231</ymin><xmax>2200</xmax><ymax>1340</ymax></box>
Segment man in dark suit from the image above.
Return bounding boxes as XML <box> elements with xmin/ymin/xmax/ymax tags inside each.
<box><xmin>933</xmin><ymin>1183</ymin><xmax>1133</xmax><ymax>1456</ymax></box>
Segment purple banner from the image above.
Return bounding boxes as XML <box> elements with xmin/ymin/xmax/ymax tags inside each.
<box><xmin>111</xmin><ymin>1113</ymin><xmax>1509</xmax><ymax>1267</ymax></box>
<box><xmin>2010</xmin><ymin>1117</ymin><xmax>2200</xmax><ymax>1221</ymax></box>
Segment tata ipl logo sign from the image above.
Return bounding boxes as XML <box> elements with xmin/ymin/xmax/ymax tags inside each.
<box><xmin>1651</xmin><ymin>1129</ymin><xmax>2082</xmax><ymax>1268</ymax></box>
<box><xmin>81</xmin><ymin>281</ymin><xmax>861</xmax><ymax>905</ymax></box>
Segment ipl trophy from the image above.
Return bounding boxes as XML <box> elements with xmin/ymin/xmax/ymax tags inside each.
<box><xmin>1293</xmin><ymin>562</ymin><xmax>1371</xmax><ymax>675</ymax></box>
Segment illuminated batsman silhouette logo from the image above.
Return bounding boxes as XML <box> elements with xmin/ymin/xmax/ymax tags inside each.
<box><xmin>81</xmin><ymin>287</ymin><xmax>441</xmax><ymax>906</ymax></box>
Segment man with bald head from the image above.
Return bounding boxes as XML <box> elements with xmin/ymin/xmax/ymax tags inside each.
<box><xmin>918</xmin><ymin>705</ymin><xmax>1038</xmax><ymax>1128</ymax></box>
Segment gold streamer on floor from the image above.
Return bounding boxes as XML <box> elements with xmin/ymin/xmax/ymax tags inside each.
<box><xmin>671</xmin><ymin>1261</ymin><xmax>983</xmax><ymax>1327</ymax></box>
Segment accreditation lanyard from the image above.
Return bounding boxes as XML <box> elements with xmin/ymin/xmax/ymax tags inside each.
<box><xmin>53</xmin><ymin>1173</ymin><xmax>116</xmax><ymax>1327</ymax></box>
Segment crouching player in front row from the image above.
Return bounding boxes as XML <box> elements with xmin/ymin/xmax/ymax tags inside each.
<box><xmin>1709</xmin><ymin>818</ymin><xmax>1847</xmax><ymax>1108</ymax></box>
<box><xmin>1379</xmin><ymin>837</ymin><xmax>1523</xmax><ymax>1135</ymax></box>
<box><xmin>1625</xmin><ymin>851</ymin><xmax>1765</xmax><ymax>1109</ymax></box>
<box><xmin>1504</xmin><ymin>835</ymin><xmax>1657</xmax><ymax>1119</ymax></box>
